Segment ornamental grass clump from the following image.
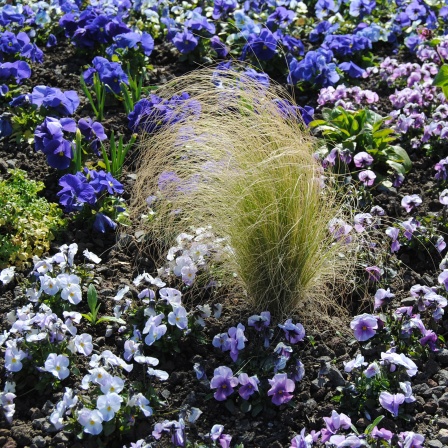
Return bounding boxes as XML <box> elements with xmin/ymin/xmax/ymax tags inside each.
<box><xmin>131</xmin><ymin>66</ymin><xmax>356</xmax><ymax>320</ymax></box>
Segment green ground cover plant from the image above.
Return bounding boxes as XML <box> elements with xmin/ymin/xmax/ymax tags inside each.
<box><xmin>0</xmin><ymin>169</ymin><xmax>65</xmax><ymax>268</ymax></box>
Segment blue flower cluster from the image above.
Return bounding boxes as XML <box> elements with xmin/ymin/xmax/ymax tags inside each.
<box><xmin>128</xmin><ymin>92</ymin><xmax>201</xmax><ymax>133</ymax></box>
<box><xmin>83</xmin><ymin>56</ymin><xmax>129</xmax><ymax>94</ymax></box>
<box><xmin>58</xmin><ymin>168</ymin><xmax>124</xmax><ymax>233</ymax></box>
<box><xmin>0</xmin><ymin>30</ymin><xmax>43</xmax><ymax>63</ymax></box>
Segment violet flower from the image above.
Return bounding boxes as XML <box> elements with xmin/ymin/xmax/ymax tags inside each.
<box><xmin>374</xmin><ymin>288</ymin><xmax>395</xmax><ymax>310</ymax></box>
<box><xmin>385</xmin><ymin>227</ymin><xmax>401</xmax><ymax>253</ymax></box>
<box><xmin>366</xmin><ymin>266</ymin><xmax>382</xmax><ymax>282</ymax></box>
<box><xmin>172</xmin><ymin>28</ymin><xmax>198</xmax><ymax>54</ymax></box>
<box><xmin>321</xmin><ymin>410</ymin><xmax>351</xmax><ymax>443</ymax></box>
<box><xmin>278</xmin><ymin>319</ymin><xmax>305</xmax><ymax>344</ymax></box>
<box><xmin>83</xmin><ymin>56</ymin><xmax>129</xmax><ymax>94</ymax></box>
<box><xmin>227</xmin><ymin>323</ymin><xmax>247</xmax><ymax>362</ymax></box>
<box><xmin>328</xmin><ymin>434</ymin><xmax>363</xmax><ymax>447</ymax></box>
<box><xmin>438</xmin><ymin>269</ymin><xmax>448</xmax><ymax>291</ymax></box>
<box><xmin>0</xmin><ymin>61</ymin><xmax>31</xmax><ymax>84</ymax></box>
<box><xmin>328</xmin><ymin>218</ymin><xmax>353</xmax><ymax>243</ymax></box>
<box><xmin>243</xmin><ymin>29</ymin><xmax>278</xmax><ymax>61</ymax></box>
<box><xmin>267</xmin><ymin>373</ymin><xmax>295</xmax><ymax>405</ymax></box>
<box><xmin>290</xmin><ymin>428</ymin><xmax>320</xmax><ymax>447</ymax></box>
<box><xmin>291</xmin><ymin>359</ymin><xmax>305</xmax><ymax>382</ymax></box>
<box><xmin>401</xmin><ymin>194</ymin><xmax>422</xmax><ymax>213</ymax></box>
<box><xmin>210</xmin><ymin>366</ymin><xmax>238</xmax><ymax>401</ymax></box>
<box><xmin>419</xmin><ymin>329</ymin><xmax>438</xmax><ymax>351</ymax></box>
<box><xmin>350</xmin><ymin>313</ymin><xmax>378</xmax><ymax>341</ymax></box>
<box><xmin>238</xmin><ymin>373</ymin><xmax>259</xmax><ymax>399</ymax></box>
<box><xmin>380</xmin><ymin>351</ymin><xmax>418</xmax><ymax>376</ymax></box>
<box><xmin>344</xmin><ymin>354</ymin><xmax>366</xmax><ymax>373</ymax></box>
<box><xmin>248</xmin><ymin>311</ymin><xmax>271</xmax><ymax>331</ymax></box>
<box><xmin>30</xmin><ymin>85</ymin><xmax>80</xmax><ymax>116</ymax></box>
<box><xmin>371</xmin><ymin>427</ymin><xmax>393</xmax><ymax>441</ymax></box>
<box><xmin>358</xmin><ymin>169</ymin><xmax>376</xmax><ymax>186</ymax></box>
<box><xmin>58</xmin><ymin>173</ymin><xmax>97</xmax><ymax>213</ymax></box>
<box><xmin>364</xmin><ymin>362</ymin><xmax>380</xmax><ymax>378</ymax></box>
<box><xmin>93</xmin><ymin>213</ymin><xmax>117</xmax><ymax>233</ymax></box>
<box><xmin>88</xmin><ymin>170</ymin><xmax>124</xmax><ymax>195</ymax></box>
<box><xmin>379</xmin><ymin>391</ymin><xmax>405</xmax><ymax>417</ymax></box>
<box><xmin>77</xmin><ymin>118</ymin><xmax>107</xmax><ymax>155</ymax></box>
<box><xmin>440</xmin><ymin>189</ymin><xmax>448</xmax><ymax>205</ymax></box>
<box><xmin>397</xmin><ymin>431</ymin><xmax>425</xmax><ymax>448</ymax></box>
<box><xmin>210</xmin><ymin>424</ymin><xmax>232</xmax><ymax>448</ymax></box>
<box><xmin>399</xmin><ymin>381</ymin><xmax>416</xmax><ymax>403</ymax></box>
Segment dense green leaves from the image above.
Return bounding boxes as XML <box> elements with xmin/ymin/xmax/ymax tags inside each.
<box><xmin>0</xmin><ymin>169</ymin><xmax>66</xmax><ymax>268</ymax></box>
<box><xmin>311</xmin><ymin>106</ymin><xmax>412</xmax><ymax>181</ymax></box>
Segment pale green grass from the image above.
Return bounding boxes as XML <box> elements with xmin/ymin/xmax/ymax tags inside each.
<box><xmin>131</xmin><ymin>67</ymin><xmax>356</xmax><ymax>321</ymax></box>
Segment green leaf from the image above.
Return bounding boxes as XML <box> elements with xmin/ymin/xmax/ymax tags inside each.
<box><xmin>81</xmin><ymin>313</ymin><xmax>93</xmax><ymax>323</ymax></box>
<box><xmin>309</xmin><ymin>119</ymin><xmax>327</xmax><ymax>128</ymax></box>
<box><xmin>389</xmin><ymin>145</ymin><xmax>412</xmax><ymax>173</ymax></box>
<box><xmin>433</xmin><ymin>64</ymin><xmax>448</xmax><ymax>87</ymax></box>
<box><xmin>386</xmin><ymin>160</ymin><xmax>406</xmax><ymax>175</ymax></box>
<box><xmin>373</xmin><ymin>128</ymin><xmax>395</xmax><ymax>139</ymax></box>
<box><xmin>350</xmin><ymin>118</ymin><xmax>360</xmax><ymax>134</ymax></box>
<box><xmin>96</xmin><ymin>316</ymin><xmax>126</xmax><ymax>325</ymax></box>
<box><xmin>87</xmin><ymin>284</ymin><xmax>98</xmax><ymax>313</ymax></box>
<box><xmin>365</xmin><ymin>415</ymin><xmax>384</xmax><ymax>434</ymax></box>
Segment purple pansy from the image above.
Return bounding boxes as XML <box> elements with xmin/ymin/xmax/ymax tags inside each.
<box><xmin>401</xmin><ymin>194</ymin><xmax>422</xmax><ymax>213</ymax></box>
<box><xmin>238</xmin><ymin>373</ymin><xmax>259</xmax><ymax>400</ymax></box>
<box><xmin>374</xmin><ymin>288</ymin><xmax>395</xmax><ymax>310</ymax></box>
<box><xmin>248</xmin><ymin>311</ymin><xmax>271</xmax><ymax>331</ymax></box>
<box><xmin>385</xmin><ymin>227</ymin><xmax>401</xmax><ymax>253</ymax></box>
<box><xmin>350</xmin><ymin>313</ymin><xmax>378</xmax><ymax>341</ymax></box>
<box><xmin>210</xmin><ymin>366</ymin><xmax>238</xmax><ymax>401</ymax></box>
<box><xmin>438</xmin><ymin>270</ymin><xmax>448</xmax><ymax>291</ymax></box>
<box><xmin>34</xmin><ymin>117</ymin><xmax>77</xmax><ymax>170</ymax></box>
<box><xmin>358</xmin><ymin>169</ymin><xmax>376</xmax><ymax>186</ymax></box>
<box><xmin>366</xmin><ymin>266</ymin><xmax>382</xmax><ymax>282</ymax></box>
<box><xmin>0</xmin><ymin>61</ymin><xmax>31</xmax><ymax>84</ymax></box>
<box><xmin>353</xmin><ymin>151</ymin><xmax>374</xmax><ymax>168</ymax></box>
<box><xmin>321</xmin><ymin>410</ymin><xmax>351</xmax><ymax>443</ymax></box>
<box><xmin>267</xmin><ymin>373</ymin><xmax>295</xmax><ymax>405</ymax></box>
<box><xmin>278</xmin><ymin>319</ymin><xmax>305</xmax><ymax>344</ymax></box>
<box><xmin>398</xmin><ymin>431</ymin><xmax>425</xmax><ymax>447</ymax></box>
<box><xmin>379</xmin><ymin>391</ymin><xmax>405</xmax><ymax>417</ymax></box>
<box><xmin>172</xmin><ymin>28</ymin><xmax>198</xmax><ymax>54</ymax></box>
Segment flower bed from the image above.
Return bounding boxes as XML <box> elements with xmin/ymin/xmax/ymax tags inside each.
<box><xmin>2</xmin><ymin>1</ymin><xmax>448</xmax><ymax>447</ymax></box>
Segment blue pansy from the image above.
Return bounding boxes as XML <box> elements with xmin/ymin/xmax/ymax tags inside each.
<box><xmin>243</xmin><ymin>29</ymin><xmax>278</xmax><ymax>61</ymax></box>
<box><xmin>288</xmin><ymin>48</ymin><xmax>340</xmax><ymax>87</ymax></box>
<box><xmin>172</xmin><ymin>28</ymin><xmax>199</xmax><ymax>54</ymax></box>
<box><xmin>83</xmin><ymin>56</ymin><xmax>129</xmax><ymax>94</ymax></box>
<box><xmin>93</xmin><ymin>212</ymin><xmax>117</xmax><ymax>233</ymax></box>
<box><xmin>339</xmin><ymin>61</ymin><xmax>366</xmax><ymax>78</ymax></box>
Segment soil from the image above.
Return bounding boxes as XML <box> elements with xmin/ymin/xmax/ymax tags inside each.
<box><xmin>1</xmin><ymin>38</ymin><xmax>448</xmax><ymax>448</ymax></box>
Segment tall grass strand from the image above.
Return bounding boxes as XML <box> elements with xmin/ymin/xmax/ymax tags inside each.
<box><xmin>131</xmin><ymin>66</ymin><xmax>356</xmax><ymax>322</ymax></box>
